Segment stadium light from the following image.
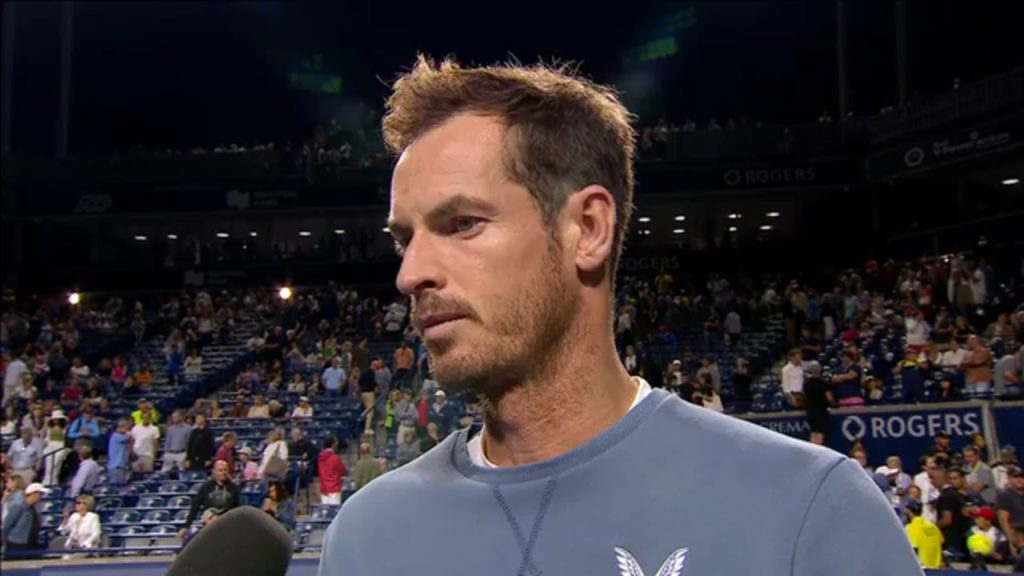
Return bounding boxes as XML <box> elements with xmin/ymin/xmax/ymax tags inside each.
<box><xmin>1003</xmin><ymin>178</ymin><xmax>1020</xmax><ymax>185</ymax></box>
<box><xmin>382</xmin><ymin>226</ymin><xmax>390</xmax><ymax>233</ymax></box>
<box><xmin>672</xmin><ymin>229</ymin><xmax>685</xmax><ymax>235</ymax></box>
<box><xmin>278</xmin><ymin>287</ymin><xmax>293</xmax><ymax>301</ymax></box>
<box><xmin>760</xmin><ymin>224</ymin><xmax>773</xmax><ymax>231</ymax></box>
<box><xmin>167</xmin><ymin>234</ymin><xmax>178</xmax><ymax>240</ymax></box>
<box><xmin>249</xmin><ymin>232</ymin><xmax>258</xmax><ymax>238</ymax></box>
<box><xmin>728</xmin><ymin>213</ymin><xmax>742</xmax><ymax>220</ymax></box>
<box><xmin>674</xmin><ymin>215</ymin><xmax>686</xmax><ymax>222</ymax></box>
<box><xmin>766</xmin><ymin>211</ymin><xmax>781</xmax><ymax>218</ymax></box>
<box><xmin>133</xmin><ymin>235</ymin><xmax>148</xmax><ymax>241</ymax></box>
<box><xmin>68</xmin><ymin>292</ymin><xmax>81</xmax><ymax>306</ymax></box>
<box><xmin>638</xmin><ymin>216</ymin><xmax>651</xmax><ymax>223</ymax></box>
<box><xmin>334</xmin><ymin>229</ymin><xmax>346</xmax><ymax>235</ymax></box>
<box><xmin>216</xmin><ymin>232</ymin><xmax>229</xmax><ymax>239</ymax></box>
<box><xmin>728</xmin><ymin>226</ymin><xmax>738</xmax><ymax>232</ymax></box>
<box><xmin>299</xmin><ymin>231</ymin><xmax>312</xmax><ymax>237</ymax></box>
<box><xmin>639</xmin><ymin>229</ymin><xmax>652</xmax><ymax>236</ymax></box>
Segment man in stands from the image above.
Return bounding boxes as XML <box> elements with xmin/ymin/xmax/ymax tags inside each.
<box><xmin>107</xmin><ymin>419</ymin><xmax>131</xmax><ymax>485</ymax></box>
<box><xmin>129</xmin><ymin>409</ymin><xmax>160</xmax><ymax>473</ymax></box>
<box><xmin>781</xmin><ymin>348</ymin><xmax>804</xmax><ymax>408</ymax></box>
<box><xmin>961</xmin><ymin>335</ymin><xmax>993</xmax><ymax>397</ymax></box>
<box><xmin>185</xmin><ymin>413</ymin><xmax>215</xmax><ymax>470</ymax></box>
<box><xmin>2</xmin><ymin>482</ymin><xmax>48</xmax><ymax>553</ymax></box>
<box><xmin>933</xmin><ymin>467</ymin><xmax>970</xmax><ymax>557</ymax></box>
<box><xmin>66</xmin><ymin>405</ymin><xmax>100</xmax><ymax>446</ymax></box>
<box><xmin>69</xmin><ymin>444</ymin><xmax>100</xmax><ymax>498</ymax></box>
<box><xmin>905</xmin><ymin>500</ymin><xmax>943</xmax><ymax>569</ymax></box>
<box><xmin>995</xmin><ymin>465</ymin><xmax>1024</xmax><ymax>569</ymax></box>
<box><xmin>317</xmin><ymin>435</ymin><xmax>347</xmax><ymax>506</ymax></box>
<box><xmin>8</xmin><ymin>426</ymin><xmax>42</xmax><ymax>484</ymax></box>
<box><xmin>318</xmin><ymin>56</ymin><xmax>920</xmax><ymax>576</ymax></box>
<box><xmin>177</xmin><ymin>459</ymin><xmax>240</xmax><ymax>539</ymax></box>
<box><xmin>215</xmin><ymin>432</ymin><xmax>237</xmax><ymax>473</ymax></box>
<box><xmin>801</xmin><ymin>361</ymin><xmax>832</xmax><ymax>445</ymax></box>
<box><xmin>161</xmin><ymin>409</ymin><xmax>191</xmax><ymax>472</ymax></box>
<box><xmin>322</xmin><ymin>356</ymin><xmax>346</xmax><ymax>397</ymax></box>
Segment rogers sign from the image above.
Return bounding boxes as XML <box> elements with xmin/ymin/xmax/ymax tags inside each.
<box><xmin>722</xmin><ymin>166</ymin><xmax>817</xmax><ymax>187</ymax></box>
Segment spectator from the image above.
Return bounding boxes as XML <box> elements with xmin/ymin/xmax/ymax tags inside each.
<box><xmin>962</xmin><ymin>336</ymin><xmax>993</xmax><ymax>397</ymax></box>
<box><xmin>133</xmin><ymin>362</ymin><xmax>153</xmax><ymax>388</ymax></box>
<box><xmin>261</xmin><ymin>481</ymin><xmax>296</xmax><ymax>530</ymax></box>
<box><xmin>419</xmin><ymin>422</ymin><xmax>441</xmax><ymax>453</ymax></box>
<box><xmin>57</xmin><ymin>494</ymin><xmax>101</xmax><ymax>557</ymax></box>
<box><xmin>352</xmin><ymin>442</ymin><xmax>382</xmax><ymax>491</ymax></box>
<box><xmin>396</xmin><ymin>428</ymin><xmax>421</xmax><ymax>466</ymax></box>
<box><xmin>1</xmin><ymin>405</ymin><xmax>17</xmax><ymax>435</ymax></box>
<box><xmin>967</xmin><ymin>507</ymin><xmax>1007</xmax><ymax>570</ymax></box>
<box><xmin>291</xmin><ymin>396</ymin><xmax>314</xmax><ymax>419</ymax></box>
<box><xmin>359</xmin><ymin>360</ymin><xmax>378</xmax><ymax>435</ymax></box>
<box><xmin>965</xmin><ymin>445</ymin><xmax>997</xmax><ymax>504</ymax></box>
<box><xmin>905</xmin><ymin>310</ymin><xmax>931</xmax><ymax>354</ymax></box>
<box><xmin>697</xmin><ymin>356</ymin><xmax>721</xmax><ymax>394</ymax></box>
<box><xmin>129</xmin><ymin>411</ymin><xmax>160</xmax><ymax>473</ymax></box>
<box><xmin>106</xmin><ymin>419</ymin><xmax>131</xmax><ymax>485</ymax></box>
<box><xmin>317</xmin><ymin>435</ymin><xmax>347</xmax><ymax>506</ymax></box>
<box><xmin>162</xmin><ymin>410</ymin><xmax>191</xmax><ymax>472</ymax></box>
<box><xmin>131</xmin><ymin>400</ymin><xmax>161</xmax><ymax>426</ymax></box>
<box><xmin>69</xmin><ymin>444</ymin><xmax>100</xmax><ymax>498</ymax></box>
<box><xmin>830</xmin><ymin>350</ymin><xmax>864</xmax><ymax>407</ymax></box>
<box><xmin>185</xmin><ymin>414</ymin><xmax>215</xmax><ymax>471</ymax></box>
<box><xmin>2</xmin><ymin>482</ymin><xmax>48</xmax><ymax>552</ymax></box>
<box><xmin>933</xmin><ymin>467</ymin><xmax>969</xmax><ymax>556</ymax></box>
<box><xmin>322</xmin><ymin>356</ymin><xmax>346</xmax><ymax>397</ymax></box>
<box><xmin>9</xmin><ymin>426</ymin><xmax>42</xmax><ymax>484</ymax></box>
<box><xmin>178</xmin><ymin>459</ymin><xmax>240</xmax><ymax>539</ymax></box>
<box><xmin>288</xmin><ymin>426</ymin><xmax>317</xmax><ymax>490</ymax></box>
<box><xmin>905</xmin><ymin>500</ymin><xmax>943</xmax><ymax>569</ymax></box>
<box><xmin>392</xmin><ymin>342</ymin><xmax>414</xmax><ymax>389</ymax></box>
<box><xmin>287</xmin><ymin>374</ymin><xmax>307</xmax><ymax>395</ymax></box>
<box><xmin>802</xmin><ymin>361</ymin><xmax>832</xmax><ymax>445</ymax></box>
<box><xmin>995</xmin><ymin>465</ymin><xmax>1024</xmax><ymax>566</ymax></box>
<box><xmin>428</xmin><ymin>390</ymin><xmax>457</xmax><ymax>437</ymax></box>
<box><xmin>395</xmin><ymin>390</ymin><xmax>418</xmax><ymax>442</ymax></box>
<box><xmin>110</xmin><ymin>356</ymin><xmax>128</xmax><ymax>386</ymax></box>
<box><xmin>42</xmin><ymin>410</ymin><xmax>69</xmax><ymax>486</ymax></box>
<box><xmin>781</xmin><ymin>348</ymin><xmax>804</xmax><ymax>409</ymax></box>
<box><xmin>3</xmin><ymin>352</ymin><xmax>28</xmax><ymax>408</ymax></box>
<box><xmin>238</xmin><ymin>447</ymin><xmax>260</xmax><ymax>481</ymax></box>
<box><xmin>226</xmin><ymin>394</ymin><xmax>248</xmax><ymax>418</ymax></box>
<box><xmin>184</xmin><ymin>348</ymin><xmax>203</xmax><ymax>376</ymax></box>
<box><xmin>993</xmin><ymin>446</ymin><xmax>1018</xmax><ymax>491</ymax></box>
<box><xmin>60</xmin><ymin>378</ymin><xmax>84</xmax><ymax>405</ymax></box>
<box><xmin>259</xmin><ymin>427</ymin><xmax>289</xmax><ymax>482</ymax></box>
<box><xmin>248</xmin><ymin>395</ymin><xmax>270</xmax><ymax>419</ymax></box>
<box><xmin>215</xmin><ymin>432</ymin><xmax>237</xmax><ymax>472</ymax></box>
<box><xmin>69</xmin><ymin>357</ymin><xmax>90</xmax><ymax>379</ymax></box>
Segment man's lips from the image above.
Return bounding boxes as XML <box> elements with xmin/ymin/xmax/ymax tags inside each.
<box><xmin>415</xmin><ymin>312</ymin><xmax>467</xmax><ymax>333</ymax></box>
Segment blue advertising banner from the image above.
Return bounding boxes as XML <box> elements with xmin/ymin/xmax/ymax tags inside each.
<box><xmin>742</xmin><ymin>402</ymin><xmax>988</xmax><ymax>465</ymax></box>
<box><xmin>993</xmin><ymin>402</ymin><xmax>1024</xmax><ymax>450</ymax></box>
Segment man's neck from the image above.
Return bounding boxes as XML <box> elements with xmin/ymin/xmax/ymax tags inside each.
<box><xmin>480</xmin><ymin>331</ymin><xmax>636</xmax><ymax>467</ymax></box>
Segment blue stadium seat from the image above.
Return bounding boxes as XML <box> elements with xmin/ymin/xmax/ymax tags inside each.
<box><xmin>118</xmin><ymin>525</ymin><xmax>147</xmax><ymax>535</ymax></box>
<box><xmin>97</xmin><ymin>496</ymin><xmax>123</xmax><ymax>510</ymax></box>
<box><xmin>172</xmin><ymin>509</ymin><xmax>190</xmax><ymax>523</ymax></box>
<box><xmin>111</xmin><ymin>510</ymin><xmax>140</xmax><ymax>524</ymax></box>
<box><xmin>141</xmin><ymin>510</ymin><xmax>171</xmax><ymax>524</ymax></box>
<box><xmin>160</xmin><ymin>482</ymin><xmax>189</xmax><ymax>494</ymax></box>
<box><xmin>168</xmin><ymin>495</ymin><xmax>192</xmax><ymax>508</ymax></box>
<box><xmin>139</xmin><ymin>496</ymin><xmax>166</xmax><ymax>509</ymax></box>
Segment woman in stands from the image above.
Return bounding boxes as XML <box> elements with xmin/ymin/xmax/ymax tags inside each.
<box><xmin>261</xmin><ymin>481</ymin><xmax>296</xmax><ymax>530</ymax></box>
<box><xmin>258</xmin><ymin>427</ymin><xmax>289</xmax><ymax>482</ymax></box>
<box><xmin>110</xmin><ymin>356</ymin><xmax>128</xmax><ymax>386</ymax></box>
<box><xmin>57</xmin><ymin>494</ymin><xmax>101</xmax><ymax>557</ymax></box>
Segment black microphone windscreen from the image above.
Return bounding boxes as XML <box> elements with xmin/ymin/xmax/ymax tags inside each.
<box><xmin>165</xmin><ymin>506</ymin><xmax>293</xmax><ymax>576</ymax></box>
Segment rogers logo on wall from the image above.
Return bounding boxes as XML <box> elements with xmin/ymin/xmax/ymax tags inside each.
<box><xmin>722</xmin><ymin>167</ymin><xmax>817</xmax><ymax>187</ymax></box>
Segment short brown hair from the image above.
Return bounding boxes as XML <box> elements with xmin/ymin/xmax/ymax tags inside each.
<box><xmin>383</xmin><ymin>55</ymin><xmax>637</xmax><ymax>279</ymax></box>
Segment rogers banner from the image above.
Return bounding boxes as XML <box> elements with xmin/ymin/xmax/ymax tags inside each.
<box><xmin>741</xmin><ymin>402</ymin><xmax>988</xmax><ymax>463</ymax></box>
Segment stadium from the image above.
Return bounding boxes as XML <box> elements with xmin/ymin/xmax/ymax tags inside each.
<box><xmin>1</xmin><ymin>1</ymin><xmax>1022</xmax><ymax>575</ymax></box>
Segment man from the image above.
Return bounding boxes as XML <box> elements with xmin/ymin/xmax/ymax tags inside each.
<box><xmin>359</xmin><ymin>359</ymin><xmax>378</xmax><ymax>435</ymax></box>
<box><xmin>130</xmin><ymin>410</ymin><xmax>160</xmax><ymax>473</ymax></box>
<box><xmin>289</xmin><ymin>426</ymin><xmax>318</xmax><ymax>490</ymax></box>
<box><xmin>69</xmin><ymin>444</ymin><xmax>100</xmax><ymax>498</ymax></box>
<box><xmin>351</xmin><ymin>442</ymin><xmax>383</xmax><ymax>491</ymax></box>
<box><xmin>131</xmin><ymin>399</ymin><xmax>161</xmax><ymax>426</ymax></box>
<box><xmin>318</xmin><ymin>435</ymin><xmax>348</xmax><ymax>506</ymax></box>
<box><xmin>964</xmin><ymin>445</ymin><xmax>997</xmax><ymax>504</ymax></box>
<box><xmin>961</xmin><ymin>335</ymin><xmax>993</xmax><ymax>397</ymax></box>
<box><xmin>933</xmin><ymin>467</ymin><xmax>970</xmax><ymax>556</ymax></box>
<box><xmin>2</xmin><ymin>482</ymin><xmax>48</xmax><ymax>552</ymax></box>
<box><xmin>107</xmin><ymin>419</ymin><xmax>131</xmax><ymax>485</ymax></box>
<box><xmin>905</xmin><ymin>500</ymin><xmax>944</xmax><ymax>569</ymax></box>
<box><xmin>393</xmin><ymin>342</ymin><xmax>415</xmax><ymax>390</ymax></box>
<box><xmin>930</xmin><ymin>432</ymin><xmax>953</xmax><ymax>467</ymax></box>
<box><xmin>9</xmin><ymin>426</ymin><xmax>42</xmax><ymax>484</ymax></box>
<box><xmin>161</xmin><ymin>410</ymin><xmax>191</xmax><ymax>472</ymax></box>
<box><xmin>427</xmin><ymin>389</ymin><xmax>457</xmax><ymax>437</ymax></box>
<box><xmin>995</xmin><ymin>465</ymin><xmax>1024</xmax><ymax>567</ymax></box>
<box><xmin>781</xmin><ymin>348</ymin><xmax>805</xmax><ymax>409</ymax></box>
<box><xmin>66</xmin><ymin>405</ymin><xmax>100</xmax><ymax>445</ymax></box>
<box><xmin>215</xmin><ymin>432</ymin><xmax>237</xmax><ymax>473</ymax></box>
<box><xmin>2</xmin><ymin>351</ymin><xmax>28</xmax><ymax>408</ymax></box>
<box><xmin>801</xmin><ymin>361</ymin><xmax>832</xmax><ymax>445</ymax></box>
<box><xmin>318</xmin><ymin>56</ymin><xmax>920</xmax><ymax>576</ymax></box>
<box><xmin>178</xmin><ymin>459</ymin><xmax>240</xmax><ymax>539</ymax></box>
<box><xmin>185</xmin><ymin>413</ymin><xmax>215</xmax><ymax>470</ymax></box>
<box><xmin>322</xmin><ymin>356</ymin><xmax>346</xmax><ymax>397</ymax></box>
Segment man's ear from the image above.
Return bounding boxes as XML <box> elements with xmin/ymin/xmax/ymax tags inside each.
<box><xmin>566</xmin><ymin>185</ymin><xmax>616</xmax><ymax>275</ymax></box>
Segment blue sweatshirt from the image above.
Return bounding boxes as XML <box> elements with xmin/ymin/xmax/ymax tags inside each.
<box><xmin>318</xmin><ymin>389</ymin><xmax>922</xmax><ymax>576</ymax></box>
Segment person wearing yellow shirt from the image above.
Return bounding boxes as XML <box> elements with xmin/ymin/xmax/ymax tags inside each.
<box><xmin>131</xmin><ymin>400</ymin><xmax>161</xmax><ymax>426</ymax></box>
<box><xmin>906</xmin><ymin>500</ymin><xmax>944</xmax><ymax>569</ymax></box>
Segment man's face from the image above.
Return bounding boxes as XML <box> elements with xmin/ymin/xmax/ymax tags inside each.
<box><xmin>291</xmin><ymin>428</ymin><xmax>302</xmax><ymax>443</ymax></box>
<box><xmin>142</xmin><ymin>413</ymin><xmax>151</xmax><ymax>426</ymax></box>
<box><xmin>21</xmin><ymin>429</ymin><xmax>32</xmax><ymax>443</ymax></box>
<box><xmin>949</xmin><ymin>471</ymin><xmax>965</xmax><ymax>490</ymax></box>
<box><xmin>172</xmin><ymin>412</ymin><xmax>182</xmax><ymax>425</ymax></box>
<box><xmin>964</xmin><ymin>449</ymin><xmax>978</xmax><ymax>465</ymax></box>
<box><xmin>389</xmin><ymin>114</ymin><xmax>578</xmax><ymax>395</ymax></box>
<box><xmin>214</xmin><ymin>461</ymin><xmax>229</xmax><ymax>482</ymax></box>
<box><xmin>937</xmin><ymin>436</ymin><xmax>950</xmax><ymax>450</ymax></box>
<box><xmin>1010</xmin><ymin>475</ymin><xmax>1024</xmax><ymax>492</ymax></box>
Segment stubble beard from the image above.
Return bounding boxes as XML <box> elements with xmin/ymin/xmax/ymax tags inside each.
<box><xmin>425</xmin><ymin>242</ymin><xmax>578</xmax><ymax>401</ymax></box>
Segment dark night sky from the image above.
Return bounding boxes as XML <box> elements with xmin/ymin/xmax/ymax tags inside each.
<box><xmin>5</xmin><ymin>0</ymin><xmax>1020</xmax><ymax>154</ymax></box>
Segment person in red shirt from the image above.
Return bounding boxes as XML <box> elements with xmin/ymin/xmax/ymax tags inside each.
<box><xmin>61</xmin><ymin>378</ymin><xmax>84</xmax><ymax>404</ymax></box>
<box><xmin>215</xmin><ymin>432</ymin><xmax>237</xmax><ymax>474</ymax></box>
<box><xmin>317</xmin><ymin>435</ymin><xmax>348</xmax><ymax>505</ymax></box>
<box><xmin>416</xmin><ymin>390</ymin><xmax>430</xmax><ymax>430</ymax></box>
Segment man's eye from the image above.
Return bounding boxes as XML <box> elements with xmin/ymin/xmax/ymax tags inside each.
<box><xmin>453</xmin><ymin>217</ymin><xmax>480</xmax><ymax>234</ymax></box>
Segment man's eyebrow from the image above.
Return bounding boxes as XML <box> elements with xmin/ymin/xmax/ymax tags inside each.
<box><xmin>388</xmin><ymin>194</ymin><xmax>497</xmax><ymax>241</ymax></box>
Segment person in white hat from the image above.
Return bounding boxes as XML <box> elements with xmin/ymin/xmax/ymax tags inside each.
<box><xmin>291</xmin><ymin>396</ymin><xmax>314</xmax><ymax>419</ymax></box>
<box><xmin>2</xmin><ymin>482</ymin><xmax>49</xmax><ymax>551</ymax></box>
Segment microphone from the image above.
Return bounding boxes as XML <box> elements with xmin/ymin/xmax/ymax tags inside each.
<box><xmin>166</xmin><ymin>506</ymin><xmax>293</xmax><ymax>576</ymax></box>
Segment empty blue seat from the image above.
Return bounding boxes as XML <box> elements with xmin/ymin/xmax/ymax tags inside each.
<box><xmin>141</xmin><ymin>510</ymin><xmax>170</xmax><ymax>524</ymax></box>
<box><xmin>172</xmin><ymin>509</ymin><xmax>190</xmax><ymax>523</ymax></box>
<box><xmin>139</xmin><ymin>496</ymin><xmax>166</xmax><ymax>509</ymax></box>
<box><xmin>97</xmin><ymin>497</ymin><xmax>123</xmax><ymax>510</ymax></box>
<box><xmin>118</xmin><ymin>525</ymin><xmax>147</xmax><ymax>535</ymax></box>
<box><xmin>111</xmin><ymin>510</ymin><xmax>140</xmax><ymax>524</ymax></box>
<box><xmin>168</xmin><ymin>496</ymin><xmax>191</xmax><ymax>509</ymax></box>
